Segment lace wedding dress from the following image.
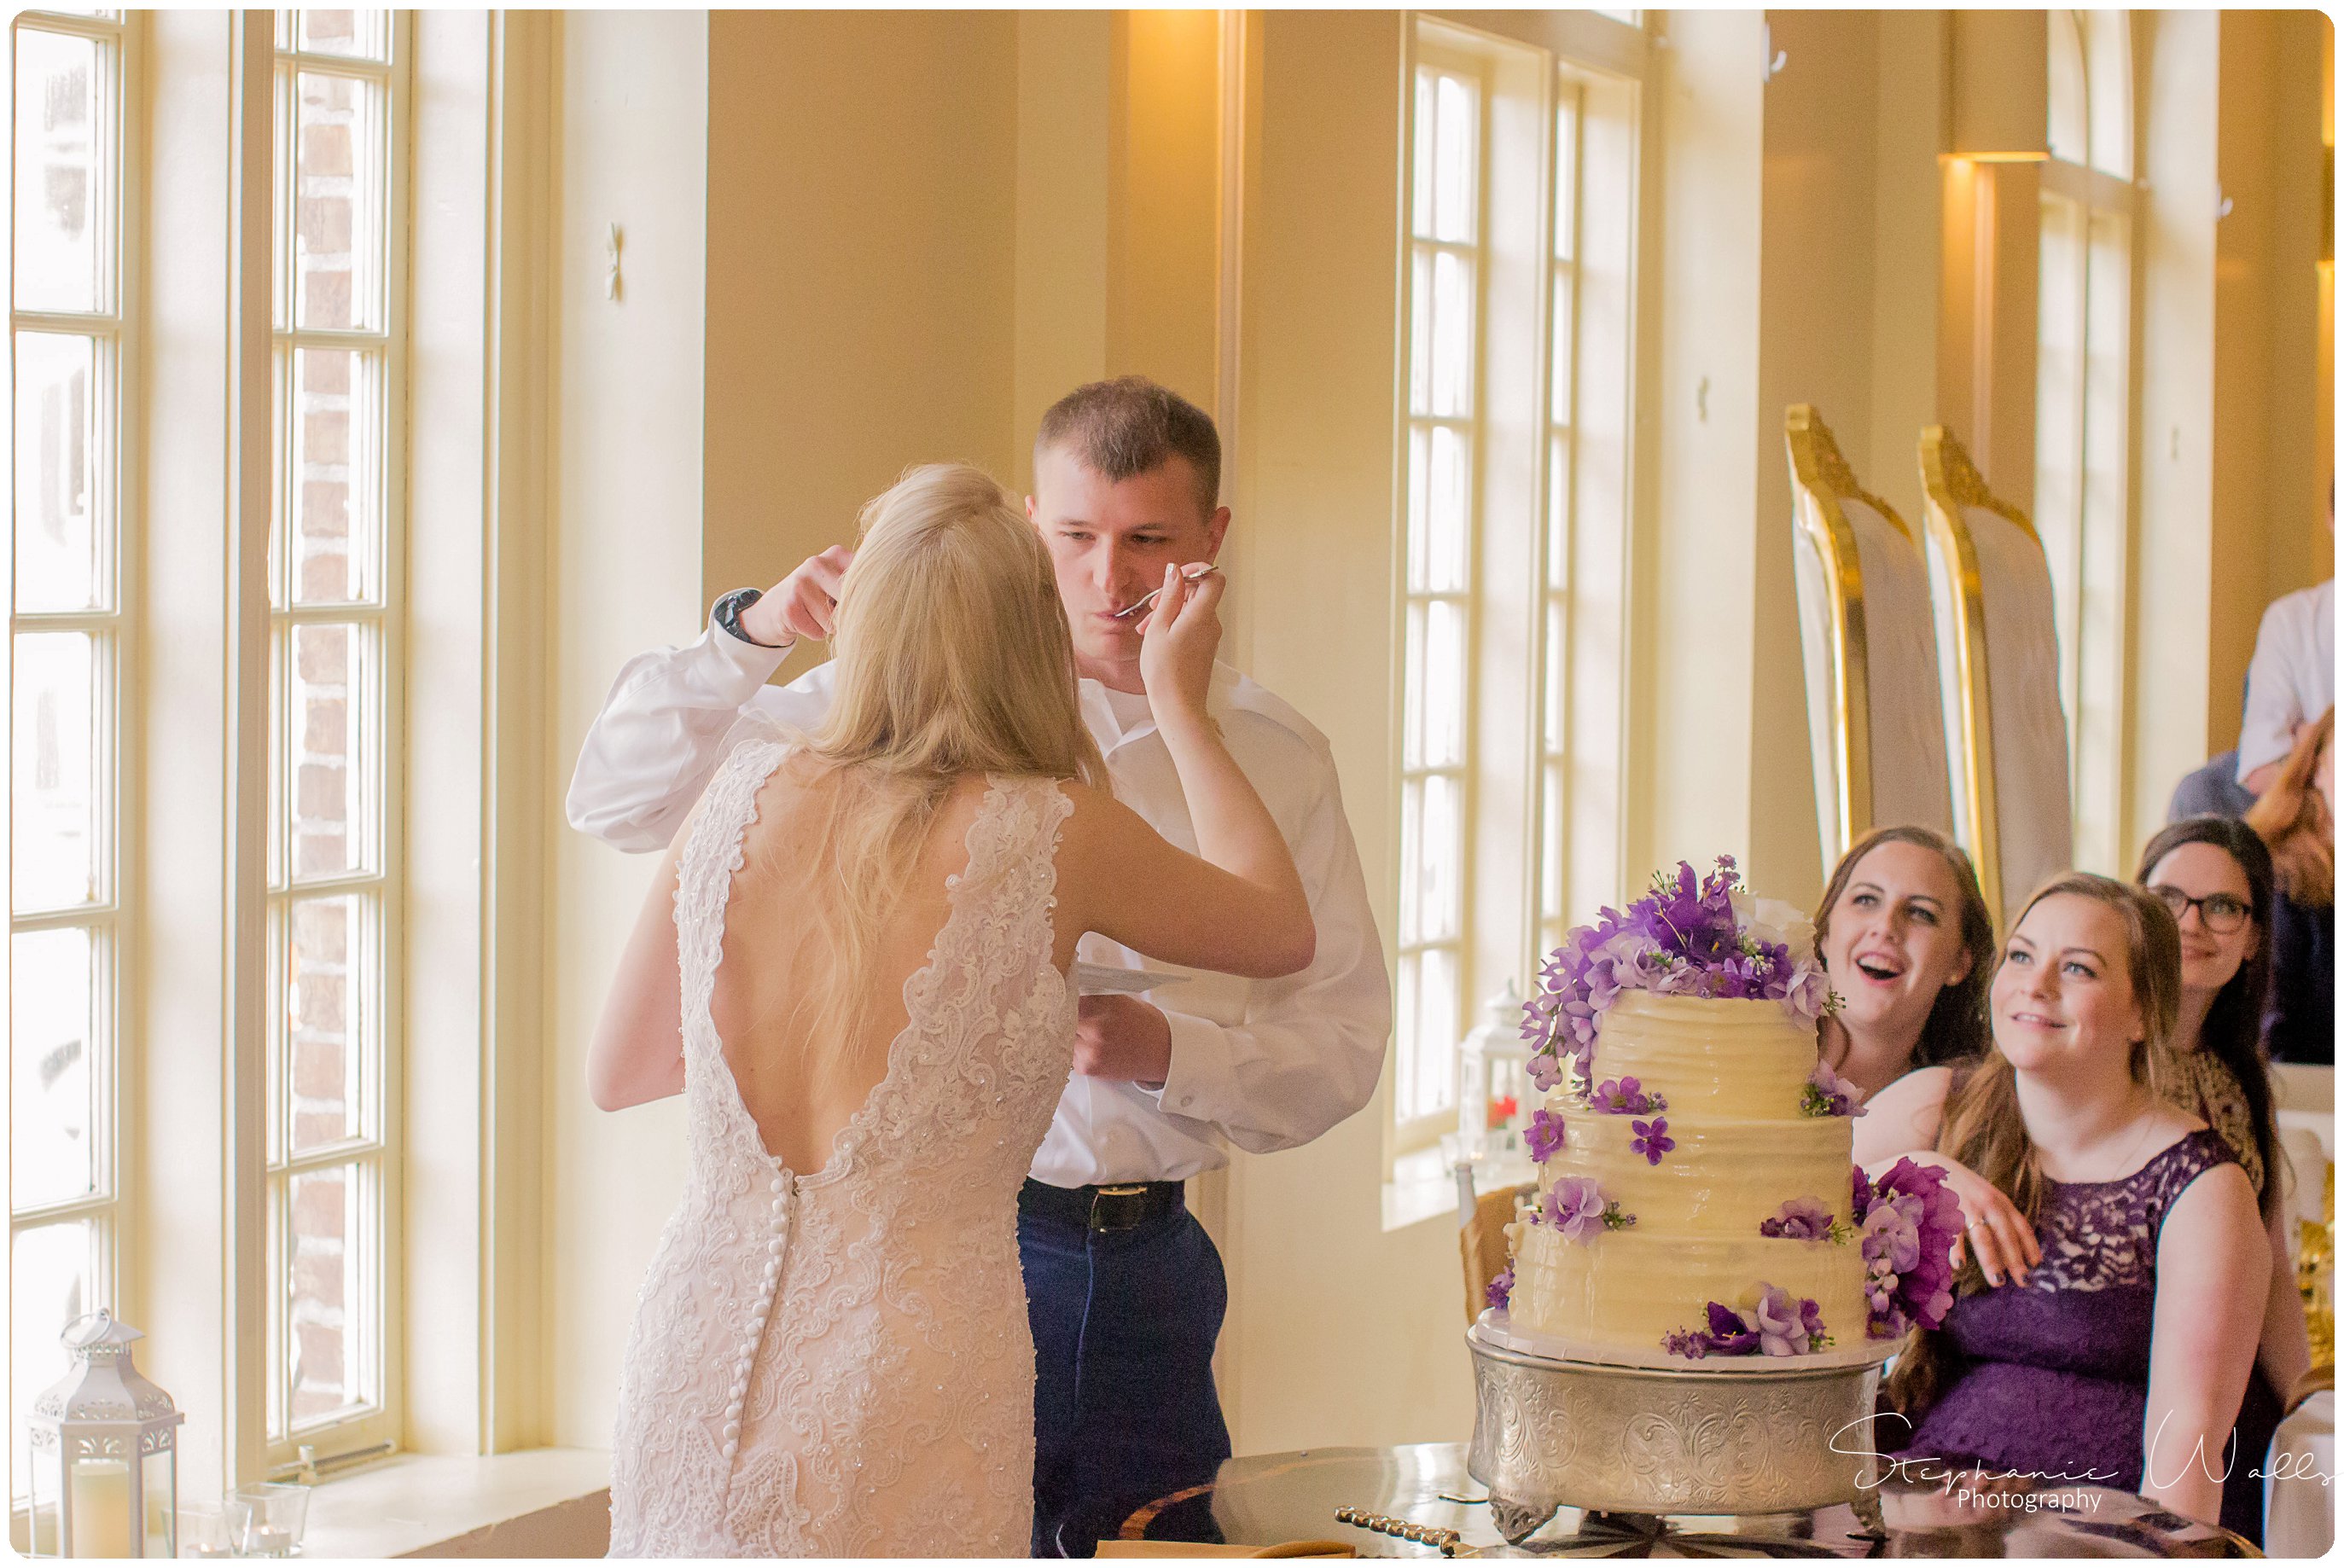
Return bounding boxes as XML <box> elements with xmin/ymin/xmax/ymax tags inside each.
<box><xmin>608</xmin><ymin>735</ymin><xmax>1077</xmax><ymax>1556</ymax></box>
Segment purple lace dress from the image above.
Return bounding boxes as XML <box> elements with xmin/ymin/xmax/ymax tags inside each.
<box><xmin>1898</xmin><ymin>1129</ymin><xmax>2277</xmax><ymax>1542</ymax></box>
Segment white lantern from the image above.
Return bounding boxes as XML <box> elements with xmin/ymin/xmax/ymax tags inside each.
<box><xmin>1454</xmin><ymin>981</ymin><xmax>1532</xmax><ymax>1165</ymax></box>
<box><xmin>26</xmin><ymin>1311</ymin><xmax>182</xmax><ymax>1559</ymax></box>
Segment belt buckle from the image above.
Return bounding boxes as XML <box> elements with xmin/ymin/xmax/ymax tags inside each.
<box><xmin>1089</xmin><ymin>1183</ymin><xmax>1150</xmax><ymax>1232</ymax></box>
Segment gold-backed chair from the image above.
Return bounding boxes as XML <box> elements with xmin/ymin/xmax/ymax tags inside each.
<box><xmin>1785</xmin><ymin>406</ymin><xmax>1955</xmax><ymax>876</ymax></box>
<box><xmin>1459</xmin><ymin>1176</ymin><xmax>1533</xmax><ymax>1326</ymax></box>
<box><xmin>1916</xmin><ymin>426</ymin><xmax>2075</xmax><ymax>926</ymax></box>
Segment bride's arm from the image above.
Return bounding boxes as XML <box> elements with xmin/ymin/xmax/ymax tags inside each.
<box><xmin>587</xmin><ymin>815</ymin><xmax>695</xmax><ymax>1111</ymax></box>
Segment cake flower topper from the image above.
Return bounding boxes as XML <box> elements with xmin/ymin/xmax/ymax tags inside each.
<box><xmin>1520</xmin><ymin>857</ymin><xmax>1838</xmax><ymax>1091</ymax></box>
<box><xmin>1661</xmin><ymin>1284</ymin><xmax>1830</xmax><ymax>1359</ymax></box>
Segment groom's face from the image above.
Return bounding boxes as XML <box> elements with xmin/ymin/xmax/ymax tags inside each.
<box><xmin>1028</xmin><ymin>444</ymin><xmax>1230</xmax><ymax>672</ymax></box>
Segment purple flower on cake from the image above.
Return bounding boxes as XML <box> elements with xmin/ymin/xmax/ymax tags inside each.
<box><xmin>1591</xmin><ymin>1076</ymin><xmax>1666</xmax><ymax>1115</ymax></box>
<box><xmin>1542</xmin><ymin>1178</ymin><xmax>1608</xmax><ymax>1242</ymax></box>
<box><xmin>1486</xmin><ymin>1266</ymin><xmax>1514</xmax><ymax>1312</ymax></box>
<box><xmin>1523</xmin><ymin>1108</ymin><xmax>1568</xmax><ymax>1164</ymax></box>
<box><xmin>1629</xmin><ymin>1117</ymin><xmax>1674</xmax><ymax>1165</ymax></box>
<box><xmin>1538</xmin><ymin>1177</ymin><xmax>1635</xmax><ymax>1241</ymax></box>
<box><xmin>1661</xmin><ymin>1286</ymin><xmax>1830</xmax><ymax>1359</ymax></box>
<box><xmin>1858</xmin><ymin>1159</ymin><xmax>1965</xmax><ymax>1339</ymax></box>
<box><xmin>1520</xmin><ymin>857</ymin><xmax>1846</xmax><ymax>1089</ymax></box>
<box><xmin>1800</xmin><ymin>1060</ymin><xmax>1866</xmax><ymax>1119</ymax></box>
<box><xmin>1758</xmin><ymin>1196</ymin><xmax>1840</xmax><ymax>1242</ymax></box>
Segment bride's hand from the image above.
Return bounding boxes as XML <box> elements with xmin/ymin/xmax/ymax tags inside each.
<box><xmin>1137</xmin><ymin>563</ymin><xmax>1224</xmax><ymax>729</ymax></box>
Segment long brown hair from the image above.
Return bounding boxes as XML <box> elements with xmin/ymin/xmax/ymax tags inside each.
<box><xmin>2136</xmin><ymin>816</ymin><xmax>2280</xmax><ymax>1217</ymax></box>
<box><xmin>1811</xmin><ymin>825</ymin><xmax>1998</xmax><ymax>1068</ymax></box>
<box><xmin>1885</xmin><ymin>873</ymin><xmax>2183</xmax><ymax>1419</ymax></box>
<box><xmin>2245</xmin><ymin>706</ymin><xmax>2335</xmax><ymax>907</ymax></box>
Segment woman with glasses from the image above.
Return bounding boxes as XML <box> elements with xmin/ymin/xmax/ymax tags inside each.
<box><xmin>2136</xmin><ymin>816</ymin><xmax>2308</xmax><ymax>1545</ymax></box>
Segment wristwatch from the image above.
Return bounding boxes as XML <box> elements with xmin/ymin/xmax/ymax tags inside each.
<box><xmin>713</xmin><ymin>587</ymin><xmax>785</xmax><ymax>648</ymax></box>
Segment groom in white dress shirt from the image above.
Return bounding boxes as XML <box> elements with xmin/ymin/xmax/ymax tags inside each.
<box><xmin>567</xmin><ymin>377</ymin><xmax>1390</xmax><ymax>1556</ymax></box>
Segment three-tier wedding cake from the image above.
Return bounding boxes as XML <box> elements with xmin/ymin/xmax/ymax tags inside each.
<box><xmin>1487</xmin><ymin>858</ymin><xmax>1960</xmax><ymax>1364</ymax></box>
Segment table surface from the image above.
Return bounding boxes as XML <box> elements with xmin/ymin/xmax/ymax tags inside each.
<box><xmin>1117</xmin><ymin>1443</ymin><xmax>2259</xmax><ymax>1558</ymax></box>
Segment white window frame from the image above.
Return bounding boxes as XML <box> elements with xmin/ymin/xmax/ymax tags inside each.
<box><xmin>1392</xmin><ymin>12</ymin><xmax>1645</xmax><ymax>1179</ymax></box>
<box><xmin>1393</xmin><ymin>35</ymin><xmax>1490</xmax><ymax>1153</ymax></box>
<box><xmin>259</xmin><ymin>6</ymin><xmax>410</xmax><ymax>1471</ymax></box>
<box><xmin>8</xmin><ymin>3</ymin><xmax>139</xmax><ymax>1509</ymax></box>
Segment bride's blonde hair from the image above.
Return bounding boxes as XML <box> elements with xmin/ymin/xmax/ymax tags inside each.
<box><xmin>757</xmin><ymin>463</ymin><xmax>1106</xmax><ymax>1057</ymax></box>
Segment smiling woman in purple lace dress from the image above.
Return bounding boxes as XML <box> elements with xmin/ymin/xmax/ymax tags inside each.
<box><xmin>1856</xmin><ymin>874</ymin><xmax>2268</xmax><ymax>1532</ymax></box>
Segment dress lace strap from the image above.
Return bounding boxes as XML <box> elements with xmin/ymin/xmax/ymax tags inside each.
<box><xmin>672</xmin><ymin>737</ymin><xmax>790</xmax><ymax>1068</ymax></box>
<box><xmin>2132</xmin><ymin>1127</ymin><xmax>2239</xmax><ymax>1234</ymax></box>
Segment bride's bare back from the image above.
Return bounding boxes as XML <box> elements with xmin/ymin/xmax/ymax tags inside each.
<box><xmin>713</xmin><ymin>758</ymin><xmax>1086</xmax><ymax>1175</ymax></box>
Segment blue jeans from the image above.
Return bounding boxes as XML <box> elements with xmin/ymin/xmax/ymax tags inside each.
<box><xmin>1019</xmin><ymin>1197</ymin><xmax>1232</xmax><ymax>1557</ymax></box>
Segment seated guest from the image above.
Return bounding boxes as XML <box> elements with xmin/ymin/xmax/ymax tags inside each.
<box><xmin>1860</xmin><ymin>875</ymin><xmax>2268</xmax><ymax>1530</ymax></box>
<box><xmin>1809</xmin><ymin>826</ymin><xmax>1996</xmax><ymax>1101</ymax></box>
<box><xmin>2169</xmin><ymin>747</ymin><xmax>2254</xmax><ymax>823</ymax></box>
<box><xmin>2244</xmin><ymin>709</ymin><xmax>2335</xmax><ymax>1065</ymax></box>
<box><xmin>2235</xmin><ymin>497</ymin><xmax>2333</xmax><ymax>800</ymax></box>
<box><xmin>2137</xmin><ymin>817</ymin><xmax>2308</xmax><ymax>1543</ymax></box>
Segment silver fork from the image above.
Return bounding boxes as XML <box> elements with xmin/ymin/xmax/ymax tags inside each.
<box><xmin>1110</xmin><ymin>565</ymin><xmax>1222</xmax><ymax>621</ymax></box>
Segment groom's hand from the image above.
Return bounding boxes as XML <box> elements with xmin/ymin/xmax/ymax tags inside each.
<box><xmin>742</xmin><ymin>545</ymin><xmax>854</xmax><ymax>647</ymax></box>
<box><xmin>1072</xmin><ymin>994</ymin><xmax>1173</xmax><ymax>1087</ymax></box>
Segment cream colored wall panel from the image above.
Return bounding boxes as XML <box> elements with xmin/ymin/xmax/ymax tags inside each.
<box><xmin>1638</xmin><ymin>10</ymin><xmax>1764</xmax><ymax>879</ymax></box>
<box><xmin>548</xmin><ymin>8</ymin><xmax>708</xmax><ymax>1450</ymax></box>
<box><xmin>701</xmin><ymin>8</ymin><xmax>1018</xmax><ymax>657</ymax></box>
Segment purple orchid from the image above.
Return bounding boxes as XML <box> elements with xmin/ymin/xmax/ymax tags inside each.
<box><xmin>1758</xmin><ymin>1196</ymin><xmax>1839</xmax><ymax>1242</ymax></box>
<box><xmin>1523</xmin><ymin>1108</ymin><xmax>1568</xmax><ymax>1164</ymax></box>
<box><xmin>1542</xmin><ymin>1177</ymin><xmax>1610</xmax><ymax>1242</ymax></box>
<box><xmin>1591</xmin><ymin>1076</ymin><xmax>1666</xmax><ymax>1115</ymax></box>
<box><xmin>1858</xmin><ymin>1159</ymin><xmax>1966</xmax><ymax>1339</ymax></box>
<box><xmin>1800</xmin><ymin>1060</ymin><xmax>1866</xmax><ymax>1118</ymax></box>
<box><xmin>1486</xmin><ymin>1266</ymin><xmax>1514</xmax><ymax>1312</ymax></box>
<box><xmin>1629</xmin><ymin>1116</ymin><xmax>1674</xmax><ymax>1165</ymax></box>
<box><xmin>1662</xmin><ymin>1286</ymin><xmax>1829</xmax><ymax>1359</ymax></box>
<box><xmin>1538</xmin><ymin>1176</ymin><xmax>1635</xmax><ymax>1242</ymax></box>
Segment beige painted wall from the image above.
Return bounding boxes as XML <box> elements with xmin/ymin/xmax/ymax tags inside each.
<box><xmin>701</xmin><ymin>9</ymin><xmax>1020</xmax><ymax>665</ymax></box>
<box><xmin>1636</xmin><ymin>10</ymin><xmax>1767</xmax><ymax>883</ymax></box>
<box><xmin>547</xmin><ymin>9</ymin><xmax>709</xmax><ymax>1450</ymax></box>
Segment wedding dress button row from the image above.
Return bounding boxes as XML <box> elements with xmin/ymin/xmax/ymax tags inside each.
<box><xmin>720</xmin><ymin>1172</ymin><xmax>796</xmax><ymax>1463</ymax></box>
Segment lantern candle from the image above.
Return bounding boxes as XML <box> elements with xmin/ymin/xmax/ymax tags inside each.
<box><xmin>67</xmin><ymin>1461</ymin><xmax>131</xmax><ymax>1559</ymax></box>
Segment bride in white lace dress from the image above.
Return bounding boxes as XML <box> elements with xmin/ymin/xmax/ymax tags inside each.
<box><xmin>585</xmin><ymin>465</ymin><xmax>1314</xmax><ymax>1557</ymax></box>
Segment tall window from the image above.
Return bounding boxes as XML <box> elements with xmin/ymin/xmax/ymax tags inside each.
<box><xmin>265</xmin><ymin>7</ymin><xmax>404</xmax><ymax>1460</ymax></box>
<box><xmin>2035</xmin><ymin>9</ymin><xmax>2135</xmax><ymax>874</ymax></box>
<box><xmin>10</xmin><ymin>3</ymin><xmax>128</xmax><ymax>1501</ymax></box>
<box><xmin>1395</xmin><ymin>19</ymin><xmax>1643</xmax><ymax>1167</ymax></box>
<box><xmin>1532</xmin><ymin>68</ymin><xmax>1637</xmax><ymax>962</ymax></box>
<box><xmin>1397</xmin><ymin>53</ymin><xmax>1481</xmax><ymax>1134</ymax></box>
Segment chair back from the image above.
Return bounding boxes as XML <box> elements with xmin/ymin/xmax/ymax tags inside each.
<box><xmin>1459</xmin><ymin>1181</ymin><xmax>1533</xmax><ymax>1324</ymax></box>
<box><xmin>1917</xmin><ymin>425</ymin><xmax>2075</xmax><ymax>926</ymax></box>
<box><xmin>1786</xmin><ymin>406</ymin><xmax>1954</xmax><ymax>874</ymax></box>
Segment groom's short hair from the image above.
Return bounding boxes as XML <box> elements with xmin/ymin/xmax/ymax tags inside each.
<box><xmin>1034</xmin><ymin>377</ymin><xmax>1221</xmax><ymax>520</ymax></box>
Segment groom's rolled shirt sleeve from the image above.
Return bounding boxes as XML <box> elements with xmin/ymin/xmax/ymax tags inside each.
<box><xmin>566</xmin><ymin>609</ymin><xmax>808</xmax><ymax>851</ymax></box>
<box><xmin>1149</xmin><ymin>764</ymin><xmax>1390</xmax><ymax>1153</ymax></box>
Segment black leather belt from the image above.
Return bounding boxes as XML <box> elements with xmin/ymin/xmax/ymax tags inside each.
<box><xmin>1019</xmin><ymin>1177</ymin><xmax>1184</xmax><ymax>1234</ymax></box>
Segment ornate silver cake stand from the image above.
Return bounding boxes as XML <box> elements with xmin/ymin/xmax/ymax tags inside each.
<box><xmin>1465</xmin><ymin>1319</ymin><xmax>1895</xmax><ymax>1544</ymax></box>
